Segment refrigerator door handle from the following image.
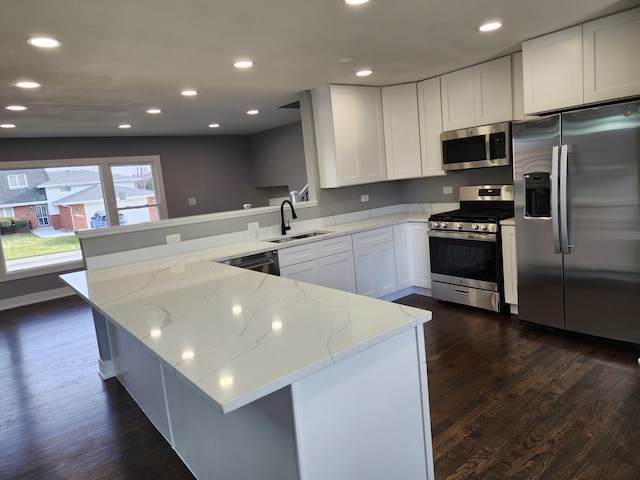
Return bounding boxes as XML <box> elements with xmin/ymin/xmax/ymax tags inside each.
<box><xmin>560</xmin><ymin>144</ymin><xmax>571</xmax><ymax>254</ymax></box>
<box><xmin>551</xmin><ymin>145</ymin><xmax>561</xmax><ymax>254</ymax></box>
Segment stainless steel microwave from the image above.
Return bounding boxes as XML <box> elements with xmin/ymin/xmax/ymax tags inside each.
<box><xmin>441</xmin><ymin>121</ymin><xmax>511</xmax><ymax>171</ymax></box>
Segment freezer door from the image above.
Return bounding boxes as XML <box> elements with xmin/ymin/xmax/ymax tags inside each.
<box><xmin>561</xmin><ymin>101</ymin><xmax>640</xmax><ymax>343</ymax></box>
<box><xmin>513</xmin><ymin>116</ymin><xmax>565</xmax><ymax>329</ymax></box>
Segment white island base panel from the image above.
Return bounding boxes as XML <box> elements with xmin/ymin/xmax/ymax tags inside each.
<box><xmin>107</xmin><ymin>319</ymin><xmax>434</xmax><ymax>480</ymax></box>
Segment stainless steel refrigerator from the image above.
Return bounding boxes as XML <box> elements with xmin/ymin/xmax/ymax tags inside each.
<box><xmin>512</xmin><ymin>100</ymin><xmax>640</xmax><ymax>344</ymax></box>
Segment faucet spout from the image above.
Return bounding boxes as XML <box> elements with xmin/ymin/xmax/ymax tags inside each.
<box><xmin>280</xmin><ymin>200</ymin><xmax>297</xmax><ymax>235</ymax></box>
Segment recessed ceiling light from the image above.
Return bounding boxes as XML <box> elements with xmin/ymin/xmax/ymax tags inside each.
<box><xmin>344</xmin><ymin>0</ymin><xmax>370</xmax><ymax>5</ymax></box>
<box><xmin>233</xmin><ymin>60</ymin><xmax>254</xmax><ymax>69</ymax></box>
<box><xmin>181</xmin><ymin>89</ymin><xmax>198</xmax><ymax>96</ymax></box>
<box><xmin>5</xmin><ymin>105</ymin><xmax>27</xmax><ymax>111</ymax></box>
<box><xmin>247</xmin><ymin>109</ymin><xmax>259</xmax><ymax>115</ymax></box>
<box><xmin>479</xmin><ymin>21</ymin><xmax>502</xmax><ymax>32</ymax></box>
<box><xmin>356</xmin><ymin>69</ymin><xmax>373</xmax><ymax>77</ymax></box>
<box><xmin>1</xmin><ymin>124</ymin><xmax>16</xmax><ymax>129</ymax></box>
<box><xmin>146</xmin><ymin>108</ymin><xmax>162</xmax><ymax>114</ymax></box>
<box><xmin>209</xmin><ymin>123</ymin><xmax>220</xmax><ymax>128</ymax></box>
<box><xmin>27</xmin><ymin>37</ymin><xmax>61</xmax><ymax>48</ymax></box>
<box><xmin>14</xmin><ymin>81</ymin><xmax>41</xmax><ymax>89</ymax></box>
<box><xmin>118</xmin><ymin>124</ymin><xmax>132</xmax><ymax>129</ymax></box>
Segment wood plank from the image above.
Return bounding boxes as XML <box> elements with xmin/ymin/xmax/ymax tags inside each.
<box><xmin>2</xmin><ymin>293</ymin><xmax>639</xmax><ymax>479</ymax></box>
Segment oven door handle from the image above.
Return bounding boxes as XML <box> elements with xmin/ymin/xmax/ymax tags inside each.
<box><xmin>428</xmin><ymin>230</ymin><xmax>496</xmax><ymax>242</ymax></box>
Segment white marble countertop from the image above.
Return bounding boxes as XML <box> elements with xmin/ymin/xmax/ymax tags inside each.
<box><xmin>61</xmin><ymin>251</ymin><xmax>431</xmax><ymax>414</ymax></box>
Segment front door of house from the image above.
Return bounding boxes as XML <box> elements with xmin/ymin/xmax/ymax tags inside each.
<box><xmin>35</xmin><ymin>204</ymin><xmax>50</xmax><ymax>227</ymax></box>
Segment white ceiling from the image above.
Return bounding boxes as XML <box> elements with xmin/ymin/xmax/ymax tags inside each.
<box><xmin>1</xmin><ymin>0</ymin><xmax>638</xmax><ymax>138</ymax></box>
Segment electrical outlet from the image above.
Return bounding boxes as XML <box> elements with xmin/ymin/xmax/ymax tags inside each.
<box><xmin>188</xmin><ymin>197</ymin><xmax>197</xmax><ymax>206</ymax></box>
<box><xmin>166</xmin><ymin>233</ymin><xmax>181</xmax><ymax>244</ymax></box>
<box><xmin>443</xmin><ymin>186</ymin><xmax>453</xmax><ymax>195</ymax></box>
<box><xmin>361</xmin><ymin>194</ymin><xmax>369</xmax><ymax>202</ymax></box>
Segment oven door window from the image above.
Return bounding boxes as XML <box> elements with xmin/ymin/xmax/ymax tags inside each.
<box><xmin>429</xmin><ymin>236</ymin><xmax>498</xmax><ymax>283</ymax></box>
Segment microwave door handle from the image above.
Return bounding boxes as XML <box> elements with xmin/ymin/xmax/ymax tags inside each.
<box><xmin>560</xmin><ymin>144</ymin><xmax>571</xmax><ymax>254</ymax></box>
<box><xmin>551</xmin><ymin>145</ymin><xmax>561</xmax><ymax>254</ymax></box>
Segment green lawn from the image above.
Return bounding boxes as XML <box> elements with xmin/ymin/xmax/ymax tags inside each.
<box><xmin>1</xmin><ymin>232</ymin><xmax>80</xmax><ymax>261</ymax></box>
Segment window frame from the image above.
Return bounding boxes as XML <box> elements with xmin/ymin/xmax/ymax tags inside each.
<box><xmin>7</xmin><ymin>174</ymin><xmax>28</xmax><ymax>189</ymax></box>
<box><xmin>0</xmin><ymin>155</ymin><xmax>167</xmax><ymax>282</ymax></box>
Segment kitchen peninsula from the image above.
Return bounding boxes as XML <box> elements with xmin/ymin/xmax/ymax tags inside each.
<box><xmin>61</xmin><ymin>245</ymin><xmax>434</xmax><ymax>480</ymax></box>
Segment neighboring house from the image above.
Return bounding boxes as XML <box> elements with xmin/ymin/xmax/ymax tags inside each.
<box><xmin>0</xmin><ymin>169</ymin><xmax>50</xmax><ymax>232</ymax></box>
<box><xmin>0</xmin><ymin>168</ymin><xmax>156</xmax><ymax>232</ymax></box>
<box><xmin>51</xmin><ymin>184</ymin><xmax>157</xmax><ymax>230</ymax></box>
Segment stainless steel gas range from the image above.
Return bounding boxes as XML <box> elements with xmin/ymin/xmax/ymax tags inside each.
<box><xmin>428</xmin><ymin>185</ymin><xmax>514</xmax><ymax>312</ymax></box>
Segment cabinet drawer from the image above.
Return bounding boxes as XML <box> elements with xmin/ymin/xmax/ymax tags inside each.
<box><xmin>278</xmin><ymin>242</ymin><xmax>319</xmax><ymax>267</ymax></box>
<box><xmin>352</xmin><ymin>227</ymin><xmax>393</xmax><ymax>249</ymax></box>
<box><xmin>317</xmin><ymin>235</ymin><xmax>353</xmax><ymax>257</ymax></box>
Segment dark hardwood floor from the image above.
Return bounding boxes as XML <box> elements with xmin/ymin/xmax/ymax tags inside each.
<box><xmin>1</xmin><ymin>294</ymin><xmax>639</xmax><ymax>479</ymax></box>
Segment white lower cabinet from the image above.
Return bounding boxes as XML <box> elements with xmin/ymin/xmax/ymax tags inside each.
<box><xmin>318</xmin><ymin>251</ymin><xmax>357</xmax><ymax>293</ymax></box>
<box><xmin>280</xmin><ymin>259</ymin><xmax>321</xmax><ymax>284</ymax></box>
<box><xmin>501</xmin><ymin>224</ymin><xmax>518</xmax><ymax>306</ymax></box>
<box><xmin>410</xmin><ymin>223</ymin><xmax>431</xmax><ymax>289</ymax></box>
<box><xmin>353</xmin><ymin>227</ymin><xmax>397</xmax><ymax>298</ymax></box>
<box><xmin>280</xmin><ymin>235</ymin><xmax>356</xmax><ymax>293</ymax></box>
<box><xmin>394</xmin><ymin>223</ymin><xmax>431</xmax><ymax>291</ymax></box>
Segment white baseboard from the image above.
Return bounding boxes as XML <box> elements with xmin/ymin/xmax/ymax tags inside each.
<box><xmin>0</xmin><ymin>286</ymin><xmax>75</xmax><ymax>312</ymax></box>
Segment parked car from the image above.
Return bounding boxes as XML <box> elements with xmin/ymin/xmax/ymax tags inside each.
<box><xmin>90</xmin><ymin>211</ymin><xmax>127</xmax><ymax>228</ymax></box>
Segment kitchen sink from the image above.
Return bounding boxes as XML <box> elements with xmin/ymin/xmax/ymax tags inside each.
<box><xmin>267</xmin><ymin>231</ymin><xmax>330</xmax><ymax>243</ymax></box>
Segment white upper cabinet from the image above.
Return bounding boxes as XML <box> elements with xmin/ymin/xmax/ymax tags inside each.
<box><xmin>583</xmin><ymin>7</ymin><xmax>640</xmax><ymax>104</ymax></box>
<box><xmin>381</xmin><ymin>83</ymin><xmax>422</xmax><ymax>180</ymax></box>
<box><xmin>523</xmin><ymin>7</ymin><xmax>640</xmax><ymax>114</ymax></box>
<box><xmin>441</xmin><ymin>56</ymin><xmax>513</xmax><ymax>131</ymax></box>
<box><xmin>312</xmin><ymin>85</ymin><xmax>386</xmax><ymax>188</ymax></box>
<box><xmin>522</xmin><ymin>26</ymin><xmax>584</xmax><ymax>114</ymax></box>
<box><xmin>440</xmin><ymin>67</ymin><xmax>476</xmax><ymax>130</ymax></box>
<box><xmin>417</xmin><ymin>77</ymin><xmax>446</xmax><ymax>177</ymax></box>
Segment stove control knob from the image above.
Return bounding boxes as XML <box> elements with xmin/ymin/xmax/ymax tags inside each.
<box><xmin>479</xmin><ymin>224</ymin><xmax>488</xmax><ymax>231</ymax></box>
<box><xmin>441</xmin><ymin>222</ymin><xmax>448</xmax><ymax>229</ymax></box>
<box><xmin>455</xmin><ymin>223</ymin><xmax>463</xmax><ymax>230</ymax></box>
<box><xmin>472</xmin><ymin>224</ymin><xmax>479</xmax><ymax>230</ymax></box>
<box><xmin>432</xmin><ymin>222</ymin><xmax>440</xmax><ymax>228</ymax></box>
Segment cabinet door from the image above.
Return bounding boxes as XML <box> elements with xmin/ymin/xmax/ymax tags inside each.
<box><xmin>501</xmin><ymin>225</ymin><xmax>518</xmax><ymax>305</ymax></box>
<box><xmin>393</xmin><ymin>224</ymin><xmax>412</xmax><ymax>290</ymax></box>
<box><xmin>410</xmin><ymin>223</ymin><xmax>431</xmax><ymax>289</ymax></box>
<box><xmin>331</xmin><ymin>85</ymin><xmax>363</xmax><ymax>186</ymax></box>
<box><xmin>381</xmin><ymin>83</ymin><xmax>422</xmax><ymax>180</ymax></box>
<box><xmin>374</xmin><ymin>242</ymin><xmax>398</xmax><ymax>297</ymax></box>
<box><xmin>583</xmin><ymin>7</ymin><xmax>640</xmax><ymax>104</ymax></box>
<box><xmin>281</xmin><ymin>259</ymin><xmax>321</xmax><ymax>284</ymax></box>
<box><xmin>417</xmin><ymin>77</ymin><xmax>445</xmax><ymax>177</ymax></box>
<box><xmin>318</xmin><ymin>251</ymin><xmax>357</xmax><ymax>293</ymax></box>
<box><xmin>474</xmin><ymin>56</ymin><xmax>513</xmax><ymax>125</ymax></box>
<box><xmin>354</xmin><ymin>246</ymin><xmax>377</xmax><ymax>297</ymax></box>
<box><xmin>522</xmin><ymin>25</ymin><xmax>584</xmax><ymax>114</ymax></box>
<box><xmin>441</xmin><ymin>67</ymin><xmax>475</xmax><ymax>131</ymax></box>
<box><xmin>356</xmin><ymin>86</ymin><xmax>387</xmax><ymax>184</ymax></box>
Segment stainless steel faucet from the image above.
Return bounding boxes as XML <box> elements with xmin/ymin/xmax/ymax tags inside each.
<box><xmin>280</xmin><ymin>200</ymin><xmax>297</xmax><ymax>235</ymax></box>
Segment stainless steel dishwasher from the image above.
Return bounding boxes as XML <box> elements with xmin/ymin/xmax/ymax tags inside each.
<box><xmin>220</xmin><ymin>250</ymin><xmax>280</xmax><ymax>276</ymax></box>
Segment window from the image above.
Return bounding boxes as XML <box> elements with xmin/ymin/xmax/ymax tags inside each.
<box><xmin>8</xmin><ymin>174</ymin><xmax>27</xmax><ymax>189</ymax></box>
<box><xmin>0</xmin><ymin>155</ymin><xmax>167</xmax><ymax>280</ymax></box>
<box><xmin>0</xmin><ymin>207</ymin><xmax>13</xmax><ymax>217</ymax></box>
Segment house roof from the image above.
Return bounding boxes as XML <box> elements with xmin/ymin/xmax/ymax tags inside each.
<box><xmin>38</xmin><ymin>169</ymin><xmax>131</xmax><ymax>187</ymax></box>
<box><xmin>0</xmin><ymin>169</ymin><xmax>49</xmax><ymax>207</ymax></box>
<box><xmin>53</xmin><ymin>184</ymin><xmax>152</xmax><ymax>205</ymax></box>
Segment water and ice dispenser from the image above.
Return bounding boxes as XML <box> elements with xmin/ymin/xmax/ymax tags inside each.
<box><xmin>524</xmin><ymin>173</ymin><xmax>551</xmax><ymax>218</ymax></box>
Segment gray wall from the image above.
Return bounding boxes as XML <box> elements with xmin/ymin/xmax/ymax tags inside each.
<box><xmin>249</xmin><ymin>122</ymin><xmax>307</xmax><ymax>192</ymax></box>
<box><xmin>0</xmin><ymin>135</ymin><xmax>270</xmax><ymax>217</ymax></box>
<box><xmin>400</xmin><ymin>166</ymin><xmax>514</xmax><ymax>204</ymax></box>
